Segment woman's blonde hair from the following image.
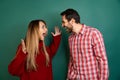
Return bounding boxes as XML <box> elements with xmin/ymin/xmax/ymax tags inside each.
<box><xmin>25</xmin><ymin>20</ymin><xmax>49</xmax><ymax>70</ymax></box>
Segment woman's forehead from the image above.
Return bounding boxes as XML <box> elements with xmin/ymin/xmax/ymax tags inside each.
<box><xmin>39</xmin><ymin>21</ymin><xmax>45</xmax><ymax>26</ymax></box>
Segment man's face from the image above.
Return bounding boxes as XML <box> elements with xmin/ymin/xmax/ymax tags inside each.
<box><xmin>61</xmin><ymin>15</ymin><xmax>73</xmax><ymax>33</ymax></box>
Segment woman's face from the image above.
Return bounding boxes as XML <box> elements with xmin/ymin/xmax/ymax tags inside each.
<box><xmin>38</xmin><ymin>21</ymin><xmax>48</xmax><ymax>40</ymax></box>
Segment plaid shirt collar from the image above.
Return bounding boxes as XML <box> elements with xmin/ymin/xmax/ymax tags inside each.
<box><xmin>72</xmin><ymin>24</ymin><xmax>86</xmax><ymax>35</ymax></box>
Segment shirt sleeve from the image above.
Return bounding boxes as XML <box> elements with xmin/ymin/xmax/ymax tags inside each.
<box><xmin>92</xmin><ymin>30</ymin><xmax>109</xmax><ymax>80</ymax></box>
<box><xmin>8</xmin><ymin>44</ymin><xmax>27</xmax><ymax>77</ymax></box>
<box><xmin>48</xmin><ymin>35</ymin><xmax>61</xmax><ymax>58</ymax></box>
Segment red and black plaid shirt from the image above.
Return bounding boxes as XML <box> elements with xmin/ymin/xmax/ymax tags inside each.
<box><xmin>67</xmin><ymin>24</ymin><xmax>109</xmax><ymax>80</ymax></box>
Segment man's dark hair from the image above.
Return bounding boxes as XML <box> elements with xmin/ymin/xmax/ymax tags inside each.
<box><xmin>60</xmin><ymin>8</ymin><xmax>80</xmax><ymax>23</ymax></box>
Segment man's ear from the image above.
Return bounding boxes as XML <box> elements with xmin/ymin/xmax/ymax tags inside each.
<box><xmin>70</xmin><ymin>18</ymin><xmax>75</xmax><ymax>24</ymax></box>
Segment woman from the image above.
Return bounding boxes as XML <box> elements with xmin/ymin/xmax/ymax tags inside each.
<box><xmin>8</xmin><ymin>19</ymin><xmax>61</xmax><ymax>80</ymax></box>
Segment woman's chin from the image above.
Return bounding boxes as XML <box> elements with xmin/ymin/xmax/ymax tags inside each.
<box><xmin>40</xmin><ymin>37</ymin><xmax>45</xmax><ymax>41</ymax></box>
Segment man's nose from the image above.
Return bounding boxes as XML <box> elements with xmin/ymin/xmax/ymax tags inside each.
<box><xmin>62</xmin><ymin>24</ymin><xmax>64</xmax><ymax>27</ymax></box>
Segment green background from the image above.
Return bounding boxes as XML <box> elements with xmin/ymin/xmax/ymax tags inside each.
<box><xmin>0</xmin><ymin>0</ymin><xmax>120</xmax><ymax>80</ymax></box>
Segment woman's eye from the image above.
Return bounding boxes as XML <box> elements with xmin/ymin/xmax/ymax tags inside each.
<box><xmin>42</xmin><ymin>26</ymin><xmax>45</xmax><ymax>29</ymax></box>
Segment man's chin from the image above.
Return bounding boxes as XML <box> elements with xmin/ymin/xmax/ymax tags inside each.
<box><xmin>66</xmin><ymin>29</ymin><xmax>72</xmax><ymax>33</ymax></box>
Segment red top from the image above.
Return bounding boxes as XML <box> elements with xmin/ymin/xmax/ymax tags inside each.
<box><xmin>8</xmin><ymin>35</ymin><xmax>61</xmax><ymax>80</ymax></box>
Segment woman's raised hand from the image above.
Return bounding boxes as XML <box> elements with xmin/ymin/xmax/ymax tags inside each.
<box><xmin>51</xmin><ymin>27</ymin><xmax>61</xmax><ymax>36</ymax></box>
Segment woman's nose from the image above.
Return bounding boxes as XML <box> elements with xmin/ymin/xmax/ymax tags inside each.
<box><xmin>45</xmin><ymin>28</ymin><xmax>48</xmax><ymax>32</ymax></box>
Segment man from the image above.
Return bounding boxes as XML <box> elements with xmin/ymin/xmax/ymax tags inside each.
<box><xmin>60</xmin><ymin>8</ymin><xmax>109</xmax><ymax>80</ymax></box>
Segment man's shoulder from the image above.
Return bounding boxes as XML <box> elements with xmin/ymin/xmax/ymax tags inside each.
<box><xmin>85</xmin><ymin>25</ymin><xmax>101</xmax><ymax>33</ymax></box>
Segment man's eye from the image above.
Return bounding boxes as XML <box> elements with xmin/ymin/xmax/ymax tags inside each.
<box><xmin>62</xmin><ymin>21</ymin><xmax>64</xmax><ymax>23</ymax></box>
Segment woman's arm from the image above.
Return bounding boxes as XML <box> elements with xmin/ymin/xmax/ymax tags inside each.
<box><xmin>8</xmin><ymin>44</ymin><xmax>27</xmax><ymax>77</ymax></box>
<box><xmin>48</xmin><ymin>27</ymin><xmax>61</xmax><ymax>58</ymax></box>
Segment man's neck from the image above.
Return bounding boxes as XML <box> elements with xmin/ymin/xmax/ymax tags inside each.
<box><xmin>72</xmin><ymin>23</ymin><xmax>82</xmax><ymax>34</ymax></box>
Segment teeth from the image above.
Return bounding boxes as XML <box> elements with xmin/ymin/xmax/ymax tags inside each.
<box><xmin>43</xmin><ymin>33</ymin><xmax>45</xmax><ymax>36</ymax></box>
<box><xmin>43</xmin><ymin>33</ymin><xmax>46</xmax><ymax>36</ymax></box>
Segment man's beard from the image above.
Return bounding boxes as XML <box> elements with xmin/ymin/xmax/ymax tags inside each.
<box><xmin>65</xmin><ymin>26</ymin><xmax>73</xmax><ymax>33</ymax></box>
<box><xmin>66</xmin><ymin>28</ymin><xmax>72</xmax><ymax>33</ymax></box>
